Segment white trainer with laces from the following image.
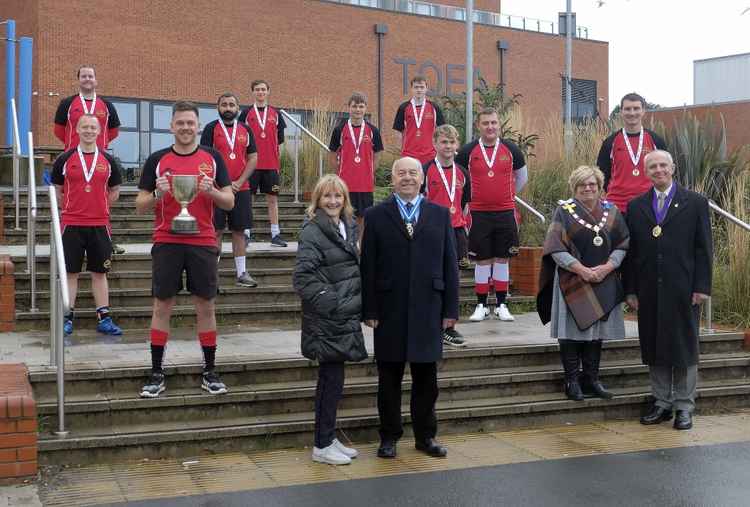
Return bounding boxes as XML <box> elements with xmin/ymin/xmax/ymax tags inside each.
<box><xmin>312</xmin><ymin>443</ymin><xmax>352</xmax><ymax>465</ymax></box>
<box><xmin>494</xmin><ymin>303</ymin><xmax>515</xmax><ymax>321</ymax></box>
<box><xmin>332</xmin><ymin>438</ymin><xmax>358</xmax><ymax>458</ymax></box>
<box><xmin>469</xmin><ymin>303</ymin><xmax>490</xmax><ymax>322</ymax></box>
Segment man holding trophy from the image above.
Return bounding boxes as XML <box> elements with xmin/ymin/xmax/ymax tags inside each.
<box><xmin>136</xmin><ymin>101</ymin><xmax>235</xmax><ymax>398</ymax></box>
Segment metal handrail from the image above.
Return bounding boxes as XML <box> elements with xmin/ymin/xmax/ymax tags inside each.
<box><xmin>26</xmin><ymin>132</ymin><xmax>38</xmax><ymax>312</ymax></box>
<box><xmin>515</xmin><ymin>196</ymin><xmax>545</xmax><ymax>223</ymax></box>
<box><xmin>48</xmin><ymin>185</ymin><xmax>70</xmax><ymax>437</ymax></box>
<box><xmin>10</xmin><ymin>98</ymin><xmax>21</xmax><ymax>230</ymax></box>
<box><xmin>279</xmin><ymin>109</ymin><xmax>331</xmax><ymax>203</ymax></box>
<box><xmin>703</xmin><ymin>200</ymin><xmax>750</xmax><ymax>333</ymax></box>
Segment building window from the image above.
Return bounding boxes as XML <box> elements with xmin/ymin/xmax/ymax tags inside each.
<box><xmin>561</xmin><ymin>78</ymin><xmax>598</xmax><ymax>122</ymax></box>
<box><xmin>108</xmin><ymin>99</ymin><xmax>139</xmax><ymax>168</ymax></box>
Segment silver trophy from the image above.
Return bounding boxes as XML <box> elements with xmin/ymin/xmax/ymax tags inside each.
<box><xmin>170</xmin><ymin>175</ymin><xmax>200</xmax><ymax>234</ymax></box>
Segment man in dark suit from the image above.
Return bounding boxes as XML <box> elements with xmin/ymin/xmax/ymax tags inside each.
<box><xmin>624</xmin><ymin>150</ymin><xmax>713</xmax><ymax>431</ymax></box>
<box><xmin>361</xmin><ymin>156</ymin><xmax>460</xmax><ymax>458</ymax></box>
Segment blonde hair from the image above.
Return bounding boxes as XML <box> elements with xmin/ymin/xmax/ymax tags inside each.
<box><xmin>433</xmin><ymin>124</ymin><xmax>460</xmax><ymax>143</ymax></box>
<box><xmin>305</xmin><ymin>174</ymin><xmax>354</xmax><ymax>221</ymax></box>
<box><xmin>568</xmin><ymin>165</ymin><xmax>605</xmax><ymax>194</ymax></box>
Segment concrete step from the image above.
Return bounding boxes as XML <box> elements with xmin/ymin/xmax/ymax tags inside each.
<box><xmin>3</xmin><ymin>226</ymin><xmax>304</xmax><ymax>244</ymax></box>
<box><xmin>14</xmin><ymin>267</ymin><xmax>295</xmax><ymax>291</ymax></box>
<box><xmin>13</xmin><ymin>295</ymin><xmax>535</xmax><ymax>331</ymax></box>
<box><xmin>35</xmin><ymin>376</ymin><xmax>750</xmax><ymax>465</ymax></box>
<box><xmin>15</xmin><ymin>279</ymin><xmax>488</xmax><ymax>312</ymax></box>
<box><xmin>5</xmin><ymin>214</ymin><xmax>306</xmax><ymax>230</ymax></box>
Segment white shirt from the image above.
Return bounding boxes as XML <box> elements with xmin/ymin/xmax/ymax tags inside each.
<box><xmin>338</xmin><ymin>220</ymin><xmax>347</xmax><ymax>241</ymax></box>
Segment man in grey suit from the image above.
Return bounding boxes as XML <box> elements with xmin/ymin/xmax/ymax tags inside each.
<box><xmin>361</xmin><ymin>157</ymin><xmax>460</xmax><ymax>458</ymax></box>
<box><xmin>624</xmin><ymin>150</ymin><xmax>713</xmax><ymax>431</ymax></box>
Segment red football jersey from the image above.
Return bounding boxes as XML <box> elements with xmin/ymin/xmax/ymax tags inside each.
<box><xmin>53</xmin><ymin>94</ymin><xmax>121</xmax><ymax>150</ymax></box>
<box><xmin>329</xmin><ymin>120</ymin><xmax>384</xmax><ymax>193</ymax></box>
<box><xmin>456</xmin><ymin>139</ymin><xmax>526</xmax><ymax>212</ymax></box>
<box><xmin>200</xmin><ymin>119</ymin><xmax>257</xmax><ymax>191</ymax></box>
<box><xmin>138</xmin><ymin>146</ymin><xmax>231</xmax><ymax>247</ymax></box>
<box><xmin>393</xmin><ymin>100</ymin><xmax>445</xmax><ymax>165</ymax></box>
<box><xmin>51</xmin><ymin>148</ymin><xmax>122</xmax><ymax>227</ymax></box>
<box><xmin>606</xmin><ymin>130</ymin><xmax>659</xmax><ymax>212</ymax></box>
<box><xmin>240</xmin><ymin>105</ymin><xmax>285</xmax><ymax>171</ymax></box>
<box><xmin>421</xmin><ymin>159</ymin><xmax>471</xmax><ymax>228</ymax></box>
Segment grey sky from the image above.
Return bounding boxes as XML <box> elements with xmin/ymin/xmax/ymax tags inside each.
<box><xmin>500</xmin><ymin>0</ymin><xmax>750</xmax><ymax>111</ymax></box>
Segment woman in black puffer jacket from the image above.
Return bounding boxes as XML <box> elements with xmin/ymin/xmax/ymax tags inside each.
<box><xmin>293</xmin><ymin>174</ymin><xmax>367</xmax><ymax>465</ymax></box>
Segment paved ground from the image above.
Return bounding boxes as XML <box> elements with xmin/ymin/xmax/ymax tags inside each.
<box><xmin>23</xmin><ymin>410</ymin><xmax>750</xmax><ymax>507</ymax></box>
<box><xmin>0</xmin><ymin>313</ymin><xmax>639</xmax><ymax>369</ymax></box>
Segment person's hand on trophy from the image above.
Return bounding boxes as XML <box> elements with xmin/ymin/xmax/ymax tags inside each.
<box><xmin>198</xmin><ymin>175</ymin><xmax>215</xmax><ymax>194</ymax></box>
<box><xmin>155</xmin><ymin>175</ymin><xmax>170</xmax><ymax>195</ymax></box>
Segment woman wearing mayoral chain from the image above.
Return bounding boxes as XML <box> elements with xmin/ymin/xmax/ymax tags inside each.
<box><xmin>536</xmin><ymin>166</ymin><xmax>630</xmax><ymax>402</ymax></box>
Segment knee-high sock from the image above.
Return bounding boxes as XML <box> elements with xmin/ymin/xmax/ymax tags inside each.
<box><xmin>493</xmin><ymin>262</ymin><xmax>509</xmax><ymax>304</ymax></box>
<box><xmin>150</xmin><ymin>329</ymin><xmax>169</xmax><ymax>372</ymax></box>
<box><xmin>199</xmin><ymin>330</ymin><xmax>217</xmax><ymax>371</ymax></box>
<box><xmin>475</xmin><ymin>264</ymin><xmax>491</xmax><ymax>305</ymax></box>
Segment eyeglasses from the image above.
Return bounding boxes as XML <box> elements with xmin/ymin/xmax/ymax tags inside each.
<box><xmin>577</xmin><ymin>182</ymin><xmax>599</xmax><ymax>188</ymax></box>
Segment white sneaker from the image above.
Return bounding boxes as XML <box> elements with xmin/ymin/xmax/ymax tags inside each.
<box><xmin>469</xmin><ymin>304</ymin><xmax>490</xmax><ymax>322</ymax></box>
<box><xmin>332</xmin><ymin>438</ymin><xmax>358</xmax><ymax>459</ymax></box>
<box><xmin>494</xmin><ymin>304</ymin><xmax>515</xmax><ymax>321</ymax></box>
<box><xmin>312</xmin><ymin>443</ymin><xmax>351</xmax><ymax>465</ymax></box>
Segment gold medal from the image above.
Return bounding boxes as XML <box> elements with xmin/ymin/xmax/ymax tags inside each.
<box><xmin>84</xmin><ymin>184</ymin><xmax>92</xmax><ymax>193</ymax></box>
<box><xmin>354</xmin><ymin>156</ymin><xmax>361</xmax><ymax>163</ymax></box>
<box><xmin>260</xmin><ymin>131</ymin><xmax>267</xmax><ymax>139</ymax></box>
<box><xmin>416</xmin><ymin>130</ymin><xmax>421</xmax><ymax>137</ymax></box>
<box><xmin>488</xmin><ymin>170</ymin><xmax>495</xmax><ymax>178</ymax></box>
<box><xmin>652</xmin><ymin>225</ymin><xmax>662</xmax><ymax>238</ymax></box>
<box><xmin>449</xmin><ymin>206</ymin><xmax>456</xmax><ymax>214</ymax></box>
<box><xmin>632</xmin><ymin>169</ymin><xmax>640</xmax><ymax>176</ymax></box>
<box><xmin>229</xmin><ymin>152</ymin><xmax>236</xmax><ymax>160</ymax></box>
<box><xmin>593</xmin><ymin>235</ymin><xmax>603</xmax><ymax>247</ymax></box>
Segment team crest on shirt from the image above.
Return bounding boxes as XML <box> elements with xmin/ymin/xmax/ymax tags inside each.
<box><xmin>499</xmin><ymin>154</ymin><xmax>509</xmax><ymax>161</ymax></box>
<box><xmin>198</xmin><ymin>162</ymin><xmax>211</xmax><ymax>176</ymax></box>
<box><xmin>363</xmin><ymin>135</ymin><xmax>371</xmax><ymax>142</ymax></box>
<box><xmin>95</xmin><ymin>162</ymin><xmax>107</xmax><ymax>172</ymax></box>
<box><xmin>238</xmin><ymin>134</ymin><xmax>247</xmax><ymax>143</ymax></box>
<box><xmin>96</xmin><ymin>110</ymin><xmax>106</xmax><ymax>118</ymax></box>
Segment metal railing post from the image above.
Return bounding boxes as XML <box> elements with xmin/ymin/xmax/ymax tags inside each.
<box><xmin>50</xmin><ymin>235</ymin><xmax>57</xmax><ymax>367</ymax></box>
<box><xmin>26</xmin><ymin>132</ymin><xmax>38</xmax><ymax>312</ymax></box>
<box><xmin>318</xmin><ymin>151</ymin><xmax>323</xmax><ymax>179</ymax></box>
<box><xmin>705</xmin><ymin>296</ymin><xmax>714</xmax><ymax>333</ymax></box>
<box><xmin>514</xmin><ymin>196</ymin><xmax>546</xmax><ymax>223</ymax></box>
<box><xmin>294</xmin><ymin>135</ymin><xmax>300</xmax><ymax>204</ymax></box>
<box><xmin>48</xmin><ymin>185</ymin><xmax>70</xmax><ymax>438</ymax></box>
<box><xmin>11</xmin><ymin>99</ymin><xmax>21</xmax><ymax>230</ymax></box>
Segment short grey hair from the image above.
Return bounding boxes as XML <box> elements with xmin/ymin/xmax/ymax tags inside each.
<box><xmin>644</xmin><ymin>149</ymin><xmax>674</xmax><ymax>166</ymax></box>
<box><xmin>391</xmin><ymin>156</ymin><xmax>421</xmax><ymax>174</ymax></box>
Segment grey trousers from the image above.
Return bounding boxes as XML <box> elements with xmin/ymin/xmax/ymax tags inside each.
<box><xmin>649</xmin><ymin>365</ymin><xmax>698</xmax><ymax>412</ymax></box>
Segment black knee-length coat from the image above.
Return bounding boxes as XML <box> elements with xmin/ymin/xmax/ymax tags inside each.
<box><xmin>361</xmin><ymin>195</ymin><xmax>459</xmax><ymax>363</ymax></box>
<box><xmin>623</xmin><ymin>184</ymin><xmax>713</xmax><ymax>367</ymax></box>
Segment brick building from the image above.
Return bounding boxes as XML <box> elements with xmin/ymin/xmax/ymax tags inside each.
<box><xmin>2</xmin><ymin>0</ymin><xmax>608</xmax><ymax>168</ymax></box>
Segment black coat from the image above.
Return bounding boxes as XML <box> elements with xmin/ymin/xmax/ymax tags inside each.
<box><xmin>293</xmin><ymin>209</ymin><xmax>367</xmax><ymax>363</ymax></box>
<box><xmin>623</xmin><ymin>185</ymin><xmax>713</xmax><ymax>367</ymax></box>
<box><xmin>361</xmin><ymin>195</ymin><xmax>459</xmax><ymax>363</ymax></box>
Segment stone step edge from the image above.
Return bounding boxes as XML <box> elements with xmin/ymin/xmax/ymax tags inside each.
<box><xmin>28</xmin><ymin>333</ymin><xmax>744</xmax><ymax>381</ymax></box>
<box><xmin>37</xmin><ymin>382</ymin><xmax>750</xmax><ymax>451</ymax></box>
<box><xmin>10</xmin><ymin>250</ymin><xmax>299</xmax><ymax>262</ymax></box>
<box><xmin>15</xmin><ymin>295</ymin><xmax>537</xmax><ymax>320</ymax></box>
<box><xmin>34</xmin><ymin>355</ymin><xmax>750</xmax><ymax>414</ymax></box>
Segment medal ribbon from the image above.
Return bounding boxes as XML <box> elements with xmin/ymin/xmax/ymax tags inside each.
<box><xmin>651</xmin><ymin>184</ymin><xmax>677</xmax><ymax>224</ymax></box>
<box><xmin>410</xmin><ymin>98</ymin><xmax>426</xmax><ymax>130</ymax></box>
<box><xmin>622</xmin><ymin>127</ymin><xmax>644</xmax><ymax>168</ymax></box>
<box><xmin>347</xmin><ymin>119</ymin><xmax>365</xmax><ymax>158</ymax></box>
<box><xmin>218</xmin><ymin>119</ymin><xmax>238</xmax><ymax>155</ymax></box>
<box><xmin>77</xmin><ymin>146</ymin><xmax>100</xmax><ymax>184</ymax></box>
<box><xmin>79</xmin><ymin>92</ymin><xmax>96</xmax><ymax>115</ymax></box>
<box><xmin>434</xmin><ymin>158</ymin><xmax>456</xmax><ymax>205</ymax></box>
<box><xmin>395</xmin><ymin>194</ymin><xmax>422</xmax><ymax>223</ymax></box>
<box><xmin>253</xmin><ymin>104</ymin><xmax>268</xmax><ymax>133</ymax></box>
<box><xmin>480</xmin><ymin>142</ymin><xmax>500</xmax><ymax>172</ymax></box>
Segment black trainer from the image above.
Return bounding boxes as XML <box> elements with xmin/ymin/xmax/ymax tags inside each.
<box><xmin>442</xmin><ymin>328</ymin><xmax>467</xmax><ymax>347</ymax></box>
<box><xmin>270</xmin><ymin>235</ymin><xmax>288</xmax><ymax>247</ymax></box>
<box><xmin>201</xmin><ymin>370</ymin><xmax>228</xmax><ymax>395</ymax></box>
<box><xmin>140</xmin><ymin>371</ymin><xmax>166</xmax><ymax>398</ymax></box>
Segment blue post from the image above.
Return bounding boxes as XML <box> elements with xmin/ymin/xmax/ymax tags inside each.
<box><xmin>18</xmin><ymin>36</ymin><xmax>32</xmax><ymax>155</ymax></box>
<box><xmin>4</xmin><ymin>20</ymin><xmax>16</xmax><ymax>147</ymax></box>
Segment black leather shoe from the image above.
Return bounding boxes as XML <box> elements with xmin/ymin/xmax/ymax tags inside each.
<box><xmin>415</xmin><ymin>438</ymin><xmax>448</xmax><ymax>458</ymax></box>
<box><xmin>640</xmin><ymin>406</ymin><xmax>673</xmax><ymax>425</ymax></box>
<box><xmin>586</xmin><ymin>380</ymin><xmax>614</xmax><ymax>400</ymax></box>
<box><xmin>565</xmin><ymin>380</ymin><xmax>584</xmax><ymax>401</ymax></box>
<box><xmin>673</xmin><ymin>410</ymin><xmax>693</xmax><ymax>430</ymax></box>
<box><xmin>377</xmin><ymin>440</ymin><xmax>397</xmax><ymax>458</ymax></box>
